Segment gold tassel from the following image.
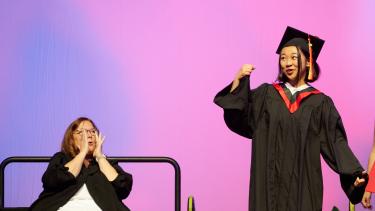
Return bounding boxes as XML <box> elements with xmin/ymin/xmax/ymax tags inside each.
<box><xmin>307</xmin><ymin>35</ymin><xmax>314</xmax><ymax>81</ymax></box>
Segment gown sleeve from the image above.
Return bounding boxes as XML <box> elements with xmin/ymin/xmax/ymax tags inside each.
<box><xmin>214</xmin><ymin>76</ymin><xmax>268</xmax><ymax>139</ymax></box>
<box><xmin>319</xmin><ymin>96</ymin><xmax>366</xmax><ymax>204</ymax></box>
<box><xmin>109</xmin><ymin>160</ymin><xmax>133</xmax><ymax>200</ymax></box>
<box><xmin>41</xmin><ymin>152</ymin><xmax>76</xmax><ymax>191</ymax></box>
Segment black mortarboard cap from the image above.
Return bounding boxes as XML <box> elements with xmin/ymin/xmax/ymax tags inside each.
<box><xmin>276</xmin><ymin>26</ymin><xmax>325</xmax><ymax>61</ymax></box>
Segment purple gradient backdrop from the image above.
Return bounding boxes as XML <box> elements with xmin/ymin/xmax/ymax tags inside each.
<box><xmin>0</xmin><ymin>1</ymin><xmax>374</xmax><ymax>210</ymax></box>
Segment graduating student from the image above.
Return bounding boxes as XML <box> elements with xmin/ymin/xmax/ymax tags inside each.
<box><xmin>30</xmin><ymin>117</ymin><xmax>133</xmax><ymax>211</ymax></box>
<box><xmin>214</xmin><ymin>26</ymin><xmax>367</xmax><ymax>211</ymax></box>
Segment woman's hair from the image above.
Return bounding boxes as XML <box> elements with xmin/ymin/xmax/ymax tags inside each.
<box><xmin>61</xmin><ymin>117</ymin><xmax>99</xmax><ymax>157</ymax></box>
<box><xmin>276</xmin><ymin>46</ymin><xmax>320</xmax><ymax>83</ymax></box>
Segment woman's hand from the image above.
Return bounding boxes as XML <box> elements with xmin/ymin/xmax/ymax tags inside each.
<box><xmin>230</xmin><ymin>64</ymin><xmax>255</xmax><ymax>92</ymax></box>
<box><xmin>77</xmin><ymin>130</ymin><xmax>89</xmax><ymax>155</ymax></box>
<box><xmin>362</xmin><ymin>191</ymin><xmax>372</xmax><ymax>209</ymax></box>
<box><xmin>93</xmin><ymin>131</ymin><xmax>105</xmax><ymax>158</ymax></box>
<box><xmin>92</xmin><ymin>132</ymin><xmax>118</xmax><ymax>181</ymax></box>
<box><xmin>65</xmin><ymin>130</ymin><xmax>89</xmax><ymax>176</ymax></box>
<box><xmin>235</xmin><ymin>64</ymin><xmax>255</xmax><ymax>81</ymax></box>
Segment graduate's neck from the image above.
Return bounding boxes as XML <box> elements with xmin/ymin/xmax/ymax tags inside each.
<box><xmin>288</xmin><ymin>78</ymin><xmax>306</xmax><ymax>88</ymax></box>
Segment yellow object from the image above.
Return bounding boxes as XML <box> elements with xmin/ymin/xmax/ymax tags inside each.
<box><xmin>188</xmin><ymin>196</ymin><xmax>195</xmax><ymax>211</ymax></box>
<box><xmin>349</xmin><ymin>202</ymin><xmax>355</xmax><ymax>211</ymax></box>
<box><xmin>307</xmin><ymin>36</ymin><xmax>314</xmax><ymax>81</ymax></box>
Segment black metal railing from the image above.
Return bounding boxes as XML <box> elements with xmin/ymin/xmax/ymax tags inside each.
<box><xmin>0</xmin><ymin>156</ymin><xmax>181</xmax><ymax>211</ymax></box>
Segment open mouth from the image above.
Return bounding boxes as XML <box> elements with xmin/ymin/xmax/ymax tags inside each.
<box><xmin>285</xmin><ymin>69</ymin><xmax>294</xmax><ymax>75</ymax></box>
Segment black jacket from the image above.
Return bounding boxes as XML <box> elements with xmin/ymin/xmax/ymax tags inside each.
<box><xmin>29</xmin><ymin>152</ymin><xmax>133</xmax><ymax>211</ymax></box>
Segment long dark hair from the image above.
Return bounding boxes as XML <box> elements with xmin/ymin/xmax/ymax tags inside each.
<box><xmin>276</xmin><ymin>46</ymin><xmax>320</xmax><ymax>83</ymax></box>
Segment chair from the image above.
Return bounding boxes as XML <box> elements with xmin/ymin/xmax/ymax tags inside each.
<box><xmin>0</xmin><ymin>156</ymin><xmax>182</xmax><ymax>211</ymax></box>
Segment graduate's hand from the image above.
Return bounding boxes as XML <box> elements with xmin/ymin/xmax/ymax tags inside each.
<box><xmin>235</xmin><ymin>64</ymin><xmax>255</xmax><ymax>81</ymax></box>
<box><xmin>93</xmin><ymin>131</ymin><xmax>105</xmax><ymax>159</ymax></box>
<box><xmin>362</xmin><ymin>191</ymin><xmax>372</xmax><ymax>209</ymax></box>
<box><xmin>230</xmin><ymin>64</ymin><xmax>255</xmax><ymax>92</ymax></box>
<box><xmin>354</xmin><ymin>171</ymin><xmax>368</xmax><ymax>187</ymax></box>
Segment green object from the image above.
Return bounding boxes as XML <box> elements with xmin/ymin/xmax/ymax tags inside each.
<box><xmin>331</xmin><ymin>206</ymin><xmax>339</xmax><ymax>211</ymax></box>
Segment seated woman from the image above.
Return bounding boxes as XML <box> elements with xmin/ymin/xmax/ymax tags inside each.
<box><xmin>30</xmin><ymin>117</ymin><xmax>133</xmax><ymax>211</ymax></box>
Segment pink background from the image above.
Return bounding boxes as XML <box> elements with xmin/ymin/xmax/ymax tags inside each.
<box><xmin>0</xmin><ymin>1</ymin><xmax>374</xmax><ymax>210</ymax></box>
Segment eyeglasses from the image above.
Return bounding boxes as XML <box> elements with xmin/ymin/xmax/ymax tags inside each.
<box><xmin>73</xmin><ymin>129</ymin><xmax>97</xmax><ymax>135</ymax></box>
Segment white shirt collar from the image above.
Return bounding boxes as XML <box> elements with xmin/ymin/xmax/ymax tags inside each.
<box><xmin>285</xmin><ymin>82</ymin><xmax>310</xmax><ymax>95</ymax></box>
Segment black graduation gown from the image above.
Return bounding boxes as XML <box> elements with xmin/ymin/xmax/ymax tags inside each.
<box><xmin>29</xmin><ymin>152</ymin><xmax>133</xmax><ymax>211</ymax></box>
<box><xmin>214</xmin><ymin>76</ymin><xmax>366</xmax><ymax>211</ymax></box>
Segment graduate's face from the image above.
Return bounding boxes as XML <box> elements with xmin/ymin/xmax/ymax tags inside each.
<box><xmin>72</xmin><ymin>121</ymin><xmax>97</xmax><ymax>155</ymax></box>
<box><xmin>279</xmin><ymin>46</ymin><xmax>308</xmax><ymax>85</ymax></box>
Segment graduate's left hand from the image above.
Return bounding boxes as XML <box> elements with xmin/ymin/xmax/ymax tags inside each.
<box><xmin>93</xmin><ymin>131</ymin><xmax>105</xmax><ymax>158</ymax></box>
<box><xmin>354</xmin><ymin>171</ymin><xmax>368</xmax><ymax>187</ymax></box>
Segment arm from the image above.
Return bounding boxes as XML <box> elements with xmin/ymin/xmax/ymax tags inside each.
<box><xmin>64</xmin><ymin>152</ymin><xmax>85</xmax><ymax>177</ymax></box>
<box><xmin>214</xmin><ymin>76</ymin><xmax>252</xmax><ymax>138</ymax></box>
<box><xmin>108</xmin><ymin>160</ymin><xmax>133</xmax><ymax>200</ymax></box>
<box><xmin>42</xmin><ymin>152</ymin><xmax>76</xmax><ymax>190</ymax></box>
<box><xmin>230</xmin><ymin>64</ymin><xmax>255</xmax><ymax>92</ymax></box>
<box><xmin>362</xmin><ymin>123</ymin><xmax>375</xmax><ymax>209</ymax></box>
<box><xmin>367</xmin><ymin>131</ymin><xmax>375</xmax><ymax>173</ymax></box>
<box><xmin>93</xmin><ymin>132</ymin><xmax>119</xmax><ymax>181</ymax></box>
<box><xmin>319</xmin><ymin>97</ymin><xmax>367</xmax><ymax>204</ymax></box>
<box><xmin>96</xmin><ymin>155</ymin><xmax>118</xmax><ymax>181</ymax></box>
<box><xmin>93</xmin><ymin>132</ymin><xmax>132</xmax><ymax>199</ymax></box>
<box><xmin>64</xmin><ymin>128</ymin><xmax>89</xmax><ymax>177</ymax></box>
<box><xmin>214</xmin><ymin>65</ymin><xmax>267</xmax><ymax>139</ymax></box>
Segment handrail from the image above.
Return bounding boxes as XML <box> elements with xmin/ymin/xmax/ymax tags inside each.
<box><xmin>0</xmin><ymin>156</ymin><xmax>181</xmax><ymax>211</ymax></box>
